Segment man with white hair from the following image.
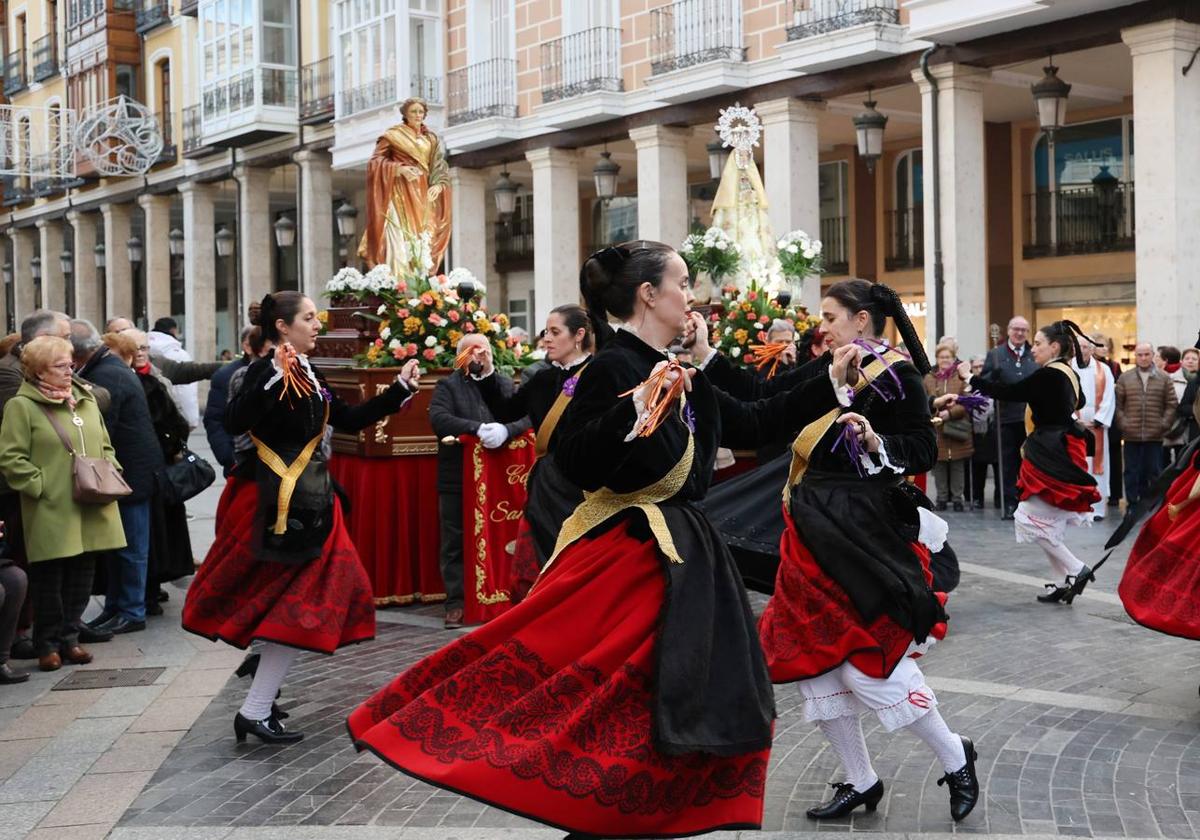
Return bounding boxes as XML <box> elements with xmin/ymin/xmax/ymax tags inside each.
<box><xmin>981</xmin><ymin>316</ymin><xmax>1038</xmax><ymax>519</ymax></box>
<box><xmin>1072</xmin><ymin>335</ymin><xmax>1115</xmax><ymax>519</ymax></box>
<box><xmin>1115</xmin><ymin>342</ymin><xmax>1178</xmax><ymax>507</ymax></box>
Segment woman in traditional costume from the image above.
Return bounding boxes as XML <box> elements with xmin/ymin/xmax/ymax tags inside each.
<box><xmin>359</xmin><ymin>97</ymin><xmax>452</xmax><ymax>274</ymax></box>
<box><xmin>958</xmin><ymin>320</ymin><xmax>1101</xmax><ymax>604</ymax></box>
<box><xmin>183</xmin><ymin>292</ymin><xmax>420</xmax><ymax>745</ymax></box>
<box><xmin>759</xmin><ymin>279</ymin><xmax>979</xmax><ymax>822</ymax></box>
<box><xmin>468</xmin><ymin>304</ymin><xmax>592</xmax><ymax>600</ymax></box>
<box><xmin>347</xmin><ymin>241</ymin><xmax>858</xmax><ymax>838</ymax></box>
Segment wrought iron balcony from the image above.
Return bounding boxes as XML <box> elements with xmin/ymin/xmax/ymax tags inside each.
<box><xmin>651</xmin><ymin>0</ymin><xmax>744</xmax><ymax>76</ymax></box>
<box><xmin>182</xmin><ymin>103</ymin><xmax>209</xmax><ymax>156</ymax></box>
<box><xmin>338</xmin><ymin>77</ymin><xmax>396</xmax><ymax>118</ymax></box>
<box><xmin>541</xmin><ymin>26</ymin><xmax>622</xmax><ymax>103</ymax></box>
<box><xmin>885</xmin><ymin>205</ymin><xmax>924</xmax><ymax>270</ymax></box>
<box><xmin>787</xmin><ymin>0</ymin><xmax>899</xmax><ymax>41</ymax></box>
<box><xmin>412</xmin><ymin>74</ymin><xmax>441</xmax><ymax>104</ymax></box>
<box><xmin>495</xmin><ymin>217</ymin><xmax>534</xmax><ymax>271</ymax></box>
<box><xmin>180</xmin><ymin>0</ymin><xmax>197</xmax><ymax>14</ymax></box>
<box><xmin>136</xmin><ymin>1</ymin><xmax>172</xmax><ymax>34</ymax></box>
<box><xmin>820</xmin><ymin>216</ymin><xmax>850</xmax><ymax>275</ymax></box>
<box><xmin>1023</xmin><ymin>181</ymin><xmax>1135</xmax><ymax>258</ymax></box>
<box><xmin>32</xmin><ymin>35</ymin><xmax>57</xmax><ymax>83</ymax></box>
<box><xmin>300</xmin><ymin>57</ymin><xmax>334</xmax><ymax>123</ymax></box>
<box><xmin>3</xmin><ymin>51</ymin><xmax>26</xmax><ymax>96</ymax></box>
<box><xmin>153</xmin><ymin>111</ymin><xmax>176</xmax><ymax>163</ymax></box>
<box><xmin>448</xmin><ymin>59</ymin><xmax>517</xmax><ymax>126</ymax></box>
<box><xmin>201</xmin><ymin>67</ymin><xmax>297</xmax><ymax>123</ymax></box>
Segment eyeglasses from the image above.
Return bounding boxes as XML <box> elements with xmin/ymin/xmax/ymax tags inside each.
<box><xmin>137</xmin><ymin>345</ymin><xmax>149</xmax><ymax>351</ymax></box>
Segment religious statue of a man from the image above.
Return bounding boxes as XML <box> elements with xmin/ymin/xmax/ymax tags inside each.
<box><xmin>358</xmin><ymin>97</ymin><xmax>452</xmax><ymax>276</ymax></box>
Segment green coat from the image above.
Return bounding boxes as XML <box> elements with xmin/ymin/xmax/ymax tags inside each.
<box><xmin>0</xmin><ymin>381</ymin><xmax>127</xmax><ymax>562</ymax></box>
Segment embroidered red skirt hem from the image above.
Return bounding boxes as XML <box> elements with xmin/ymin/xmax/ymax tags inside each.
<box><xmin>1018</xmin><ymin>435</ymin><xmax>1101</xmax><ymax>513</ymax></box>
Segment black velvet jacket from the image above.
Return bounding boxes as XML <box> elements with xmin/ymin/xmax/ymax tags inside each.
<box><xmin>476</xmin><ymin>357</ymin><xmax>590</xmax><ymax>436</ymax></box>
<box><xmin>553</xmin><ymin>328</ymin><xmax>839</xmax><ymax>758</ymax></box>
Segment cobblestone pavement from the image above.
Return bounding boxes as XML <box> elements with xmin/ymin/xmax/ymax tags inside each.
<box><xmin>108</xmin><ymin>502</ymin><xmax>1200</xmax><ymax>839</ymax></box>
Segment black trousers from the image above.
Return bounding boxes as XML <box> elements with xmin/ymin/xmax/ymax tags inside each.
<box><xmin>437</xmin><ymin>492</ymin><xmax>464</xmax><ymax>610</ymax></box>
<box><xmin>0</xmin><ymin>565</ymin><xmax>27</xmax><ymax>664</ymax></box>
<box><xmin>1108</xmin><ymin>424</ymin><xmax>1124</xmax><ymax>503</ymax></box>
<box><xmin>999</xmin><ymin>421</ymin><xmax>1027</xmax><ymax>510</ymax></box>
<box><xmin>1123</xmin><ymin>441</ymin><xmax>1164</xmax><ymax>507</ymax></box>
<box><xmin>29</xmin><ymin>555</ymin><xmax>95</xmax><ymax>656</ymax></box>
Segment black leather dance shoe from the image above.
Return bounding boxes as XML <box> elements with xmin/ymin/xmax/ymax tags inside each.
<box><xmin>806</xmin><ymin>779</ymin><xmax>884</xmax><ymax>819</ymax></box>
<box><xmin>233</xmin><ymin>712</ymin><xmax>303</xmax><ymax>745</ymax></box>
<box><xmin>1036</xmin><ymin>581</ymin><xmax>1070</xmax><ymax>603</ymax></box>
<box><xmin>235</xmin><ymin>653</ymin><xmax>260</xmax><ymax>679</ymax></box>
<box><xmin>937</xmin><ymin>736</ymin><xmax>979</xmax><ymax>821</ymax></box>
<box><xmin>1062</xmin><ymin>565</ymin><xmax>1095</xmax><ymax>604</ymax></box>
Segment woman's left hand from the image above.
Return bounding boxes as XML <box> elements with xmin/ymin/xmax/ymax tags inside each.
<box><xmin>682</xmin><ymin>311</ymin><xmax>712</xmax><ymax>363</ymax></box>
<box><xmin>396</xmin><ymin>359</ymin><xmax>421</xmax><ymax>391</ymax></box>
<box><xmin>836</xmin><ymin>411</ymin><xmax>881</xmax><ymax>453</ymax></box>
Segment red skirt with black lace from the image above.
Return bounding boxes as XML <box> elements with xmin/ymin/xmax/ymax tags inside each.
<box><xmin>346</xmin><ymin>521</ymin><xmax>768</xmax><ymax>838</ymax></box>
<box><xmin>182</xmin><ymin>479</ymin><xmax>375</xmax><ymax>654</ymax></box>
<box><xmin>1018</xmin><ymin>433</ymin><xmax>1101</xmax><ymax>513</ymax></box>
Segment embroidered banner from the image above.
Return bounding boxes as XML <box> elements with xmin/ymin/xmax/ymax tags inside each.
<box><xmin>461</xmin><ymin>431</ymin><xmax>537</xmax><ymax>624</ymax></box>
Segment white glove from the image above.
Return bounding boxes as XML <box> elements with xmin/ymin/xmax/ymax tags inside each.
<box><xmin>477</xmin><ymin>422</ymin><xmax>509</xmax><ymax>450</ymax></box>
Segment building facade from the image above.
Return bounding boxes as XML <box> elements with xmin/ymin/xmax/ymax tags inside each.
<box><xmin>0</xmin><ymin>0</ymin><xmax>1196</xmax><ymax>363</ymax></box>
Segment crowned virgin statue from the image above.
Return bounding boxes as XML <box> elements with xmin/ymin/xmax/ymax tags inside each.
<box><xmin>359</xmin><ymin>97</ymin><xmax>452</xmax><ymax>276</ymax></box>
<box><xmin>710</xmin><ymin>104</ymin><xmax>781</xmax><ymax>289</ymax></box>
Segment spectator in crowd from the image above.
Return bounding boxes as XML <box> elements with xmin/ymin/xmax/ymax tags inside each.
<box><xmin>205</xmin><ymin>326</ymin><xmax>256</xmax><ymax>475</ymax></box>
<box><xmin>1182</xmin><ymin>347</ymin><xmax>1200</xmax><ymax>382</ymax></box>
<box><xmin>982</xmin><ymin>316</ymin><xmax>1038</xmax><ymax>519</ymax></box>
<box><xmin>102</xmin><ymin>331</ymin><xmax>139</xmax><ymax>366</ymax></box>
<box><xmin>72</xmin><ymin>319</ymin><xmax>159</xmax><ymax>635</ymax></box>
<box><xmin>1115</xmin><ymin>342</ymin><xmax>1179</xmax><ymax>507</ymax></box>
<box><xmin>925</xmin><ymin>341</ymin><xmax>973</xmax><ymax>511</ymax></box>
<box><xmin>147</xmin><ymin>317</ymin><xmax>201</xmax><ymax>428</ymax></box>
<box><xmin>224</xmin><ymin>327</ymin><xmax>272</xmax><ymax>478</ymax></box>
<box><xmin>1179</xmin><ymin>341</ymin><xmax>1200</xmax><ymax>443</ymax></box>
<box><xmin>0</xmin><ymin>336</ymin><xmax>127</xmax><ymax>671</ymax></box>
<box><xmin>936</xmin><ymin>335</ymin><xmax>961</xmax><ymax>361</ymax></box>
<box><xmin>1073</xmin><ymin>336</ymin><xmax>1116</xmax><ymax>519</ymax></box>
<box><xmin>428</xmin><ymin>334</ymin><xmax>530</xmax><ymax>629</ymax></box>
<box><xmin>966</xmin><ymin>355</ymin><xmax>999</xmax><ymax>510</ymax></box>
<box><xmin>797</xmin><ymin>325</ymin><xmax>831</xmax><ymax>361</ymax></box>
<box><xmin>1093</xmin><ymin>333</ymin><xmax>1124</xmax><ymax>508</ymax></box>
<box><xmin>0</xmin><ymin>541</ymin><xmax>27</xmax><ymax>682</ymax></box>
<box><xmin>105</xmin><ymin>318</ymin><xmax>134</xmax><ymax>333</ymax></box>
<box><xmin>0</xmin><ymin>335</ymin><xmax>18</xmax><ymax>358</ymax></box>
<box><xmin>1157</xmin><ymin>345</ymin><xmax>1189</xmax><ymax>464</ymax></box>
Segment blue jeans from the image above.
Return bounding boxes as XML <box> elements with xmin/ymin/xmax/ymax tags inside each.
<box><xmin>105</xmin><ymin>500</ymin><xmax>150</xmax><ymax>622</ymax></box>
<box><xmin>1123</xmin><ymin>441</ymin><xmax>1164</xmax><ymax>507</ymax></box>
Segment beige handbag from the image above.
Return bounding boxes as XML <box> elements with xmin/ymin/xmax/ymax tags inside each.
<box><xmin>38</xmin><ymin>403</ymin><xmax>132</xmax><ymax>505</ymax></box>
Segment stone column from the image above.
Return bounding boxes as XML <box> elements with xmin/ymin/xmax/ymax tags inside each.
<box><xmin>757</xmin><ymin>97</ymin><xmax>825</xmax><ymax>312</ymax></box>
<box><xmin>67</xmin><ymin>210</ymin><xmax>101</xmax><ymax>326</ymax></box>
<box><xmin>295</xmin><ymin>150</ymin><xmax>334</xmax><ymax>298</ymax></box>
<box><xmin>235</xmin><ymin>165</ymin><xmax>274</xmax><ymax>316</ymax></box>
<box><xmin>448</xmin><ymin>166</ymin><xmax>489</xmax><ymax>286</ymax></box>
<box><xmin>525</xmin><ymin>148</ymin><xmax>581</xmax><ymax>330</ymax></box>
<box><xmin>138</xmin><ymin>193</ymin><xmax>173</xmax><ymax>324</ymax></box>
<box><xmin>36</xmin><ymin>218</ymin><xmax>66</xmax><ymax>313</ymax></box>
<box><xmin>10</xmin><ymin>228</ymin><xmax>36</xmax><ymax>322</ymax></box>
<box><xmin>912</xmin><ymin>62</ymin><xmax>990</xmax><ymax>358</ymax></box>
<box><xmin>1123</xmin><ymin>19</ymin><xmax>1200</xmax><ymax>346</ymax></box>
<box><xmin>101</xmin><ymin>202</ymin><xmax>133</xmax><ymax>323</ymax></box>
<box><xmin>629</xmin><ymin>125</ymin><xmax>690</xmax><ymax>251</ymax></box>
<box><xmin>180</xmin><ymin>182</ymin><xmax>218</xmax><ymax>363</ymax></box>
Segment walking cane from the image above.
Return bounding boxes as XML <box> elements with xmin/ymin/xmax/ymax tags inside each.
<box><xmin>989</xmin><ymin>323</ymin><xmax>1006</xmax><ymax>512</ymax></box>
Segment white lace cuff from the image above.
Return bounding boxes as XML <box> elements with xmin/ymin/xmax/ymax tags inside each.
<box><xmin>828</xmin><ymin>367</ymin><xmax>854</xmax><ymax>407</ymax></box>
<box><xmin>859</xmin><ymin>438</ymin><xmax>904</xmax><ymax>476</ymax></box>
<box><xmin>917</xmin><ymin>507</ymin><xmax>949</xmax><ymax>552</ymax></box>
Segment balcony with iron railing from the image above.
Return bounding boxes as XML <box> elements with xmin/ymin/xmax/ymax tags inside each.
<box><xmin>885</xmin><ymin>205</ymin><xmax>924</xmax><ymax>270</ymax></box>
<box><xmin>495</xmin><ymin>216</ymin><xmax>534</xmax><ymax>271</ymax></box>
<box><xmin>67</xmin><ymin>0</ymin><xmax>136</xmax><ymax>47</ymax></box>
<box><xmin>199</xmin><ymin>66</ymin><xmax>297</xmax><ymax>143</ymax></box>
<box><xmin>1023</xmin><ymin>181</ymin><xmax>1135</xmax><ymax>259</ymax></box>
<box><xmin>4</xmin><ymin>51</ymin><xmax>26</xmax><ymax>96</ymax></box>
<box><xmin>650</xmin><ymin>0</ymin><xmax>744</xmax><ymax>76</ymax></box>
<box><xmin>541</xmin><ymin>26</ymin><xmax>622</xmax><ymax>103</ymax></box>
<box><xmin>153</xmin><ymin>110</ymin><xmax>176</xmax><ymax>163</ymax></box>
<box><xmin>819</xmin><ymin>216</ymin><xmax>850</xmax><ymax>275</ymax></box>
<box><xmin>338</xmin><ymin>76</ymin><xmax>396</xmax><ymax>119</ymax></box>
<box><xmin>448</xmin><ymin>59</ymin><xmax>517</xmax><ymax>126</ymax></box>
<box><xmin>787</xmin><ymin>0</ymin><xmax>899</xmax><ymax>40</ymax></box>
<box><xmin>182</xmin><ymin>103</ymin><xmax>209</xmax><ymax>156</ymax></box>
<box><xmin>136</xmin><ymin>0</ymin><xmax>172</xmax><ymax>33</ymax></box>
<box><xmin>412</xmin><ymin>74</ymin><xmax>441</xmax><ymax>104</ymax></box>
<box><xmin>32</xmin><ymin>35</ymin><xmax>57</xmax><ymax>83</ymax></box>
<box><xmin>300</xmin><ymin>56</ymin><xmax>334</xmax><ymax>123</ymax></box>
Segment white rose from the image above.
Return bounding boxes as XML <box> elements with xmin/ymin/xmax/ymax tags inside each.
<box><xmin>787</xmin><ymin>244</ymin><xmax>799</xmax><ymax>254</ymax></box>
<box><xmin>812</xmin><ymin>239</ymin><xmax>823</xmax><ymax>252</ymax></box>
<box><xmin>377</xmin><ymin>304</ymin><xmax>387</xmax><ymax>316</ymax></box>
<box><xmin>715</xmin><ymin>241</ymin><xmax>726</xmax><ymax>251</ymax></box>
<box><xmin>424</xmin><ymin>335</ymin><xmax>437</xmax><ymax>347</ymax></box>
<box><xmin>731</xmin><ymin>347</ymin><xmax>741</xmax><ymax>358</ymax></box>
<box><xmin>408</xmin><ymin>298</ymin><xmax>421</xmax><ymax>308</ymax></box>
<box><xmin>724</xmin><ymin>326</ymin><xmax>732</xmax><ymax>335</ymax></box>
<box><xmin>388</xmin><ymin>338</ymin><xmax>401</xmax><ymax>350</ymax></box>
<box><xmin>380</xmin><ymin>326</ymin><xmax>392</xmax><ymax>340</ymax></box>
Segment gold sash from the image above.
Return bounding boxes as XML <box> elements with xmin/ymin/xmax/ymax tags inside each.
<box><xmin>1024</xmin><ymin>361</ymin><xmax>1080</xmax><ymax>437</ymax></box>
<box><xmin>250</xmin><ymin>403</ymin><xmax>330</xmax><ymax>535</ymax></box>
<box><xmin>534</xmin><ymin>362</ymin><xmax>588</xmax><ymax>458</ymax></box>
<box><xmin>782</xmin><ymin>351</ymin><xmax>905</xmax><ymax>511</ymax></box>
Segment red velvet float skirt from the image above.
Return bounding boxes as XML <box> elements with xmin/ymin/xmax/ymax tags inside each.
<box><xmin>347</xmin><ymin>521</ymin><xmax>769</xmax><ymax>838</ymax></box>
<box><xmin>1018</xmin><ymin>433</ymin><xmax>1101</xmax><ymax>513</ymax></box>
<box><xmin>182</xmin><ymin>480</ymin><xmax>376</xmax><ymax>654</ymax></box>
<box><xmin>1119</xmin><ymin>460</ymin><xmax>1200</xmax><ymax>639</ymax></box>
<box><xmin>759</xmin><ymin>516</ymin><xmax>947</xmax><ymax>683</ymax></box>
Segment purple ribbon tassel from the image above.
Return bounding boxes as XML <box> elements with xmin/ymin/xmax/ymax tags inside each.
<box><xmin>954</xmin><ymin>393</ymin><xmax>991</xmax><ymax>417</ymax></box>
<box><xmin>562</xmin><ymin>373</ymin><xmax>580</xmax><ymax>397</ymax></box>
<box><xmin>319</xmin><ymin>386</ymin><xmax>333</xmax><ymax>403</ymax></box>
<box><xmin>683</xmin><ymin>401</ymin><xmax>696</xmax><ymax>433</ymax></box>
<box><xmin>851</xmin><ymin>338</ymin><xmax>907</xmax><ymax>402</ymax></box>
<box><xmin>831</xmin><ymin>422</ymin><xmax>868</xmax><ymax>477</ymax></box>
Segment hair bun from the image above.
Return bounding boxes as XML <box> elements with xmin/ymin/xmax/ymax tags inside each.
<box><xmin>869</xmin><ymin>283</ymin><xmax>895</xmax><ymax>307</ymax></box>
<box><xmin>252</xmin><ymin>294</ymin><xmax>274</xmax><ymax>327</ymax></box>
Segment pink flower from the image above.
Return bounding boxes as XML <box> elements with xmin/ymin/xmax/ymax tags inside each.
<box><xmin>392</xmin><ymin>347</ymin><xmax>407</xmax><ymax>359</ymax></box>
<box><xmin>428</xmin><ymin>313</ymin><xmax>446</xmax><ymax>328</ymax></box>
<box><xmin>757</xmin><ymin>331</ymin><xmax>768</xmax><ymax>343</ymax></box>
<box><xmin>421</xmin><ymin>293</ymin><xmax>434</xmax><ymax>306</ymax></box>
<box><xmin>422</xmin><ymin>348</ymin><xmax>438</xmax><ymax>361</ymax></box>
<box><xmin>397</xmin><ymin>280</ymin><xmax>407</xmax><ymax>292</ymax></box>
<box><xmin>463</xmin><ymin>322</ymin><xmax>476</xmax><ymax>333</ymax></box>
<box><xmin>747</xmin><ymin>291</ymin><xmax>758</xmax><ymax>301</ymax></box>
<box><xmin>710</xmin><ymin>313</ymin><xmax>720</xmax><ymax>322</ymax></box>
<box><xmin>406</xmin><ymin>343</ymin><xmax>419</xmax><ymax>355</ymax></box>
<box><xmin>396</xmin><ymin>308</ymin><xmax>410</xmax><ymax>319</ymax></box>
<box><xmin>759</xmin><ymin>315</ymin><xmax>769</xmax><ymax>325</ymax></box>
<box><xmin>448</xmin><ymin>310</ymin><xmax>461</xmax><ymax>323</ymax></box>
<box><xmin>374</xmin><ymin>338</ymin><xmax>384</xmax><ymax>348</ymax></box>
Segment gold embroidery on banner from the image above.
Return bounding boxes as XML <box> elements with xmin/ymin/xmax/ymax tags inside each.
<box><xmin>374</xmin><ymin>384</ymin><xmax>391</xmax><ymax>443</ymax></box>
<box><xmin>471</xmin><ymin>437</ymin><xmax>511</xmax><ymax>607</ymax></box>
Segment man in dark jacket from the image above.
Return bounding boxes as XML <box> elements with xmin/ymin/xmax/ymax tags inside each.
<box><xmin>203</xmin><ymin>326</ymin><xmax>255</xmax><ymax>474</ymax></box>
<box><xmin>428</xmin><ymin>335</ymin><xmax>530</xmax><ymax>628</ymax></box>
<box><xmin>1115</xmin><ymin>342</ymin><xmax>1179</xmax><ymax>507</ymax></box>
<box><xmin>981</xmin><ymin>316</ymin><xmax>1039</xmax><ymax>519</ymax></box>
<box><xmin>71</xmin><ymin>319</ymin><xmax>158</xmax><ymax>635</ymax></box>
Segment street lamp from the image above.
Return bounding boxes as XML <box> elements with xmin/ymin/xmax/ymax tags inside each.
<box><xmin>29</xmin><ymin>256</ymin><xmax>41</xmax><ymax>282</ymax></box>
<box><xmin>493</xmin><ymin>169</ymin><xmax>517</xmax><ymax>218</ymax></box>
<box><xmin>1031</xmin><ymin>58</ymin><xmax>1071</xmax><ymax>138</ymax></box>
<box><xmin>335</xmin><ymin>201</ymin><xmax>358</xmax><ymax>239</ymax></box>
<box><xmin>853</xmin><ymin>91</ymin><xmax>888</xmax><ymax>174</ymax></box>
<box><xmin>126</xmin><ymin>235</ymin><xmax>143</xmax><ymax>265</ymax></box>
<box><xmin>127</xmin><ymin>235</ymin><xmax>144</xmax><ymax>325</ymax></box>
<box><xmin>2</xmin><ymin>263</ymin><xmax>12</xmax><ymax>285</ymax></box>
<box><xmin>214</xmin><ymin>225</ymin><xmax>234</xmax><ymax>258</ymax></box>
<box><xmin>706</xmin><ymin>135</ymin><xmax>730</xmax><ymax>180</ymax></box>
<box><xmin>168</xmin><ymin>227</ymin><xmax>185</xmax><ymax>257</ymax></box>
<box><xmin>59</xmin><ymin>251</ymin><xmax>72</xmax><ymax>277</ymax></box>
<box><xmin>592</xmin><ymin>149</ymin><xmax>620</xmax><ymax>201</ymax></box>
<box><xmin>273</xmin><ymin>214</ymin><xmax>296</xmax><ymax>248</ymax></box>
<box><xmin>93</xmin><ymin>243</ymin><xmax>106</xmax><ymax>269</ymax></box>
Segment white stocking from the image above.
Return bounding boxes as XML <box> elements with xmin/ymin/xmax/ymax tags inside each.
<box><xmin>1035</xmin><ymin>536</ymin><xmax>1085</xmax><ymax>579</ymax></box>
<box><xmin>905</xmin><ymin>708</ymin><xmax>966</xmax><ymax>773</ymax></box>
<box><xmin>816</xmin><ymin>715</ymin><xmax>878</xmax><ymax>792</ymax></box>
<box><xmin>239</xmin><ymin>643</ymin><xmax>300</xmax><ymax>722</ymax></box>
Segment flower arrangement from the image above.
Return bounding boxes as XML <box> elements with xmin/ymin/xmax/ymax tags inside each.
<box><xmin>709</xmin><ymin>278</ymin><xmax>821</xmax><ymax>368</ymax></box>
<box><xmin>325</xmin><ymin>231</ymin><xmax>435</xmax><ymax>304</ymax></box>
<box><xmin>776</xmin><ymin>230</ymin><xmax>824</xmax><ymax>280</ymax></box>
<box><xmin>679</xmin><ymin>227</ymin><xmax>742</xmax><ymax>280</ymax></box>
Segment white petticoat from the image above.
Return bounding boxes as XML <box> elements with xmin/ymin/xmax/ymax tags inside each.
<box><xmin>1014</xmin><ymin>495</ymin><xmax>1092</xmax><ymax>548</ymax></box>
<box><xmin>798</xmin><ymin>658</ymin><xmax>937</xmax><ymax>731</ymax></box>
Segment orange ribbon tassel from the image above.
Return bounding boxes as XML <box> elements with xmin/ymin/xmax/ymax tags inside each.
<box><xmin>277</xmin><ymin>346</ymin><xmax>316</xmax><ymax>405</ymax></box>
<box><xmin>453</xmin><ymin>346</ymin><xmax>477</xmax><ymax>372</ymax></box>
<box><xmin>744</xmin><ymin>341</ymin><xmax>792</xmax><ymax>379</ymax></box>
<box><xmin>619</xmin><ymin>362</ymin><xmax>688</xmax><ymax>439</ymax></box>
